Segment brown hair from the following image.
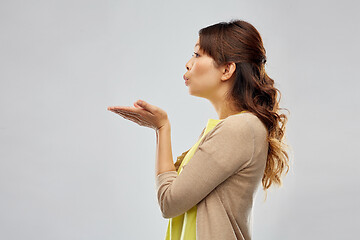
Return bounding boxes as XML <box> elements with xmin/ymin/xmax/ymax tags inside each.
<box><xmin>198</xmin><ymin>19</ymin><xmax>289</xmax><ymax>191</ymax></box>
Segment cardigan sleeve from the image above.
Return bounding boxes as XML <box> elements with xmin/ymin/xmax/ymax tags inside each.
<box><xmin>155</xmin><ymin>115</ymin><xmax>256</xmax><ymax>218</ymax></box>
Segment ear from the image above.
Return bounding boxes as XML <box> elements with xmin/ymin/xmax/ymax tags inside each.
<box><xmin>220</xmin><ymin>62</ymin><xmax>236</xmax><ymax>81</ymax></box>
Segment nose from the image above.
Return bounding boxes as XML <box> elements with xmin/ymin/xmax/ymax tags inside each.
<box><xmin>185</xmin><ymin>59</ymin><xmax>191</xmax><ymax>71</ymax></box>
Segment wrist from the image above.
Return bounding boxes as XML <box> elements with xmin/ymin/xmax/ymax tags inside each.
<box><xmin>157</xmin><ymin>121</ymin><xmax>171</xmax><ymax>132</ymax></box>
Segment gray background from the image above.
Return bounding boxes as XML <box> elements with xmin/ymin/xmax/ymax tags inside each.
<box><xmin>1</xmin><ymin>0</ymin><xmax>359</xmax><ymax>239</ymax></box>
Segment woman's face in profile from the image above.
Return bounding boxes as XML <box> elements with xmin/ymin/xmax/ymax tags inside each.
<box><xmin>184</xmin><ymin>38</ymin><xmax>223</xmax><ymax>99</ymax></box>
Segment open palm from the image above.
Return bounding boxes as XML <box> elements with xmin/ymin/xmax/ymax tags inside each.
<box><xmin>107</xmin><ymin>100</ymin><xmax>170</xmax><ymax>130</ymax></box>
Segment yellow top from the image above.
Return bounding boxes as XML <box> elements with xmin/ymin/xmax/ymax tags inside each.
<box><xmin>165</xmin><ymin>111</ymin><xmax>246</xmax><ymax>240</ymax></box>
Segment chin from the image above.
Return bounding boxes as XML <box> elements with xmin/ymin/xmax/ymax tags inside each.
<box><xmin>188</xmin><ymin>89</ymin><xmax>204</xmax><ymax>98</ymax></box>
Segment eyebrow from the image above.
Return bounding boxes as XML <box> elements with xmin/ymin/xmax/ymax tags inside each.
<box><xmin>195</xmin><ymin>43</ymin><xmax>199</xmax><ymax>47</ymax></box>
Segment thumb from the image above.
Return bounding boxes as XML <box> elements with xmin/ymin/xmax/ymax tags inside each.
<box><xmin>133</xmin><ymin>102</ymin><xmax>143</xmax><ymax>108</ymax></box>
<box><xmin>136</xmin><ymin>99</ymin><xmax>154</xmax><ymax>112</ymax></box>
<box><xmin>136</xmin><ymin>100</ymin><xmax>145</xmax><ymax>108</ymax></box>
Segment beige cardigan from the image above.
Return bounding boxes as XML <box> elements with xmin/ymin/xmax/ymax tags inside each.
<box><xmin>155</xmin><ymin>112</ymin><xmax>268</xmax><ymax>240</ymax></box>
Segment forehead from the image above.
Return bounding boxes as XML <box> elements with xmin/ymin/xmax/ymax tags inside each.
<box><xmin>194</xmin><ymin>39</ymin><xmax>200</xmax><ymax>50</ymax></box>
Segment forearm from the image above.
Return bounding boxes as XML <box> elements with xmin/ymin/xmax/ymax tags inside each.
<box><xmin>155</xmin><ymin>122</ymin><xmax>176</xmax><ymax>177</ymax></box>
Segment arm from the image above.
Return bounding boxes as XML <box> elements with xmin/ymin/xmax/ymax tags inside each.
<box><xmin>156</xmin><ymin>124</ymin><xmax>206</xmax><ymax>175</ymax></box>
<box><xmin>155</xmin><ymin>115</ymin><xmax>256</xmax><ymax>218</ymax></box>
<box><xmin>155</xmin><ymin>121</ymin><xmax>176</xmax><ymax>177</ymax></box>
<box><xmin>107</xmin><ymin>99</ymin><xmax>177</xmax><ymax>177</ymax></box>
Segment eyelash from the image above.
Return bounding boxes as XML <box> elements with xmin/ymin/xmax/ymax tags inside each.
<box><xmin>192</xmin><ymin>52</ymin><xmax>200</xmax><ymax>58</ymax></box>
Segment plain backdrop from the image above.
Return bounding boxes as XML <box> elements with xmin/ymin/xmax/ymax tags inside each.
<box><xmin>1</xmin><ymin>0</ymin><xmax>359</xmax><ymax>239</ymax></box>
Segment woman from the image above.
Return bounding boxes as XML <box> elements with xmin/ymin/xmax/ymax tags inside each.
<box><xmin>107</xmin><ymin>19</ymin><xmax>289</xmax><ymax>240</ymax></box>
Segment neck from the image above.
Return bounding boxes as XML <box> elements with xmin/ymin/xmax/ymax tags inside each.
<box><xmin>209</xmin><ymin>97</ymin><xmax>241</xmax><ymax>120</ymax></box>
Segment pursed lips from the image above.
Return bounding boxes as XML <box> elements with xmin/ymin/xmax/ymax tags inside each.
<box><xmin>183</xmin><ymin>74</ymin><xmax>189</xmax><ymax>85</ymax></box>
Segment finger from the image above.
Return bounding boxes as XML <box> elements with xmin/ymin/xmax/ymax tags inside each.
<box><xmin>134</xmin><ymin>102</ymin><xmax>144</xmax><ymax>109</ymax></box>
<box><xmin>109</xmin><ymin>106</ymin><xmax>138</xmax><ymax>115</ymax></box>
<box><xmin>112</xmin><ymin>109</ymin><xmax>140</xmax><ymax>119</ymax></box>
<box><xmin>109</xmin><ymin>107</ymin><xmax>153</xmax><ymax>127</ymax></box>
<box><xmin>114</xmin><ymin>110</ymin><xmax>145</xmax><ymax>125</ymax></box>
<box><xmin>108</xmin><ymin>106</ymin><xmax>125</xmax><ymax>111</ymax></box>
<box><xmin>115</xmin><ymin>110</ymin><xmax>154</xmax><ymax>128</ymax></box>
<box><xmin>111</xmin><ymin>106</ymin><xmax>146</xmax><ymax>117</ymax></box>
<box><xmin>136</xmin><ymin>100</ymin><xmax>156</xmax><ymax>114</ymax></box>
<box><xmin>115</xmin><ymin>111</ymin><xmax>142</xmax><ymax>124</ymax></box>
<box><xmin>113</xmin><ymin>108</ymin><xmax>154</xmax><ymax>122</ymax></box>
<box><xmin>112</xmin><ymin>108</ymin><xmax>142</xmax><ymax>118</ymax></box>
<box><xmin>109</xmin><ymin>106</ymin><xmax>132</xmax><ymax>111</ymax></box>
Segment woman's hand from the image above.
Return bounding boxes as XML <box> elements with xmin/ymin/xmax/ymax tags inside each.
<box><xmin>107</xmin><ymin>99</ymin><xmax>170</xmax><ymax>131</ymax></box>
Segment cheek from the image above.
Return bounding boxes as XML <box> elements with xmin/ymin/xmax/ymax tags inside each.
<box><xmin>192</xmin><ymin>61</ymin><xmax>213</xmax><ymax>79</ymax></box>
<box><xmin>193</xmin><ymin>61</ymin><xmax>218</xmax><ymax>86</ymax></box>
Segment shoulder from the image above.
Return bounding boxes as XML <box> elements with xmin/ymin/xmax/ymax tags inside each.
<box><xmin>216</xmin><ymin>112</ymin><xmax>268</xmax><ymax>139</ymax></box>
<box><xmin>199</xmin><ymin>112</ymin><xmax>268</xmax><ymax>146</ymax></box>
<box><xmin>223</xmin><ymin>112</ymin><xmax>266</xmax><ymax>129</ymax></box>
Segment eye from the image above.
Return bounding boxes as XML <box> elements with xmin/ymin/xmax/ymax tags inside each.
<box><xmin>192</xmin><ymin>52</ymin><xmax>200</xmax><ymax>58</ymax></box>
